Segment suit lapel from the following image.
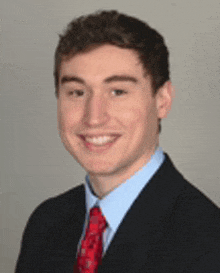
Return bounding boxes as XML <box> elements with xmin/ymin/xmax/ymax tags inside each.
<box><xmin>71</xmin><ymin>185</ymin><xmax>86</xmax><ymax>255</ymax></box>
<box><xmin>99</xmin><ymin>154</ymin><xmax>185</xmax><ymax>272</ymax></box>
<box><xmin>38</xmin><ymin>185</ymin><xmax>86</xmax><ymax>272</ymax></box>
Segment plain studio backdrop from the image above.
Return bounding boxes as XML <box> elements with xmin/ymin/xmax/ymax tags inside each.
<box><xmin>1</xmin><ymin>0</ymin><xmax>220</xmax><ymax>272</ymax></box>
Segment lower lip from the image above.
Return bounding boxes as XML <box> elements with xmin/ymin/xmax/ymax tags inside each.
<box><xmin>82</xmin><ymin>137</ymin><xmax>120</xmax><ymax>153</ymax></box>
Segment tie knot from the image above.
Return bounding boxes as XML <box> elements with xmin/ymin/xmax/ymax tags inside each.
<box><xmin>88</xmin><ymin>207</ymin><xmax>107</xmax><ymax>233</ymax></box>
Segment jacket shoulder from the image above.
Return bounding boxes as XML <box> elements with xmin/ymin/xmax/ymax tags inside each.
<box><xmin>15</xmin><ymin>185</ymin><xmax>85</xmax><ymax>272</ymax></box>
<box><xmin>162</xmin><ymin>153</ymin><xmax>219</xmax><ymax>212</ymax></box>
<box><xmin>26</xmin><ymin>184</ymin><xmax>85</xmax><ymax>230</ymax></box>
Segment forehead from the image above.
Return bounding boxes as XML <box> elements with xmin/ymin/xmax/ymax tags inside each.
<box><xmin>59</xmin><ymin>45</ymin><xmax>146</xmax><ymax>83</ymax></box>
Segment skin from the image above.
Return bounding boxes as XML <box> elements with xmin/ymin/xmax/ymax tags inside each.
<box><xmin>57</xmin><ymin>44</ymin><xmax>173</xmax><ymax>198</ymax></box>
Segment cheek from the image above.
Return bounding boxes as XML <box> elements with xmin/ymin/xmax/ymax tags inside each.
<box><xmin>118</xmin><ymin>104</ymin><xmax>148</xmax><ymax>129</ymax></box>
<box><xmin>58</xmin><ymin>105</ymin><xmax>81</xmax><ymax>130</ymax></box>
<box><xmin>58</xmin><ymin>111</ymin><xmax>72</xmax><ymax>136</ymax></box>
<box><xmin>119</xmin><ymin>103</ymin><xmax>158</xmax><ymax>146</ymax></box>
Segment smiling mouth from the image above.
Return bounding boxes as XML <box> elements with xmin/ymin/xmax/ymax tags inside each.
<box><xmin>79</xmin><ymin>134</ymin><xmax>121</xmax><ymax>151</ymax></box>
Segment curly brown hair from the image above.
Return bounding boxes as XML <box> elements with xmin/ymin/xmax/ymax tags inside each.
<box><xmin>54</xmin><ymin>10</ymin><xmax>170</xmax><ymax>97</ymax></box>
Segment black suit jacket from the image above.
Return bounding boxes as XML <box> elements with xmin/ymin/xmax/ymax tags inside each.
<box><xmin>15</xmin><ymin>154</ymin><xmax>220</xmax><ymax>272</ymax></box>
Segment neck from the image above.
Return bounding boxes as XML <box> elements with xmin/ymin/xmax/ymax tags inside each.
<box><xmin>89</xmin><ymin>145</ymin><xmax>159</xmax><ymax>199</ymax></box>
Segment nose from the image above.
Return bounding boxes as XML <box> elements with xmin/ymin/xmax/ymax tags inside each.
<box><xmin>83</xmin><ymin>93</ymin><xmax>109</xmax><ymax>127</ymax></box>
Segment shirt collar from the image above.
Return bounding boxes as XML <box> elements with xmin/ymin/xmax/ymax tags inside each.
<box><xmin>84</xmin><ymin>147</ymin><xmax>164</xmax><ymax>232</ymax></box>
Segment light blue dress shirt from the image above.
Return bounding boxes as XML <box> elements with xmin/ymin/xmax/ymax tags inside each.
<box><xmin>78</xmin><ymin>147</ymin><xmax>165</xmax><ymax>255</ymax></box>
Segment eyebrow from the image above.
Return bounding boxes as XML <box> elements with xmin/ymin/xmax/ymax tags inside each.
<box><xmin>104</xmin><ymin>75</ymin><xmax>138</xmax><ymax>84</ymax></box>
<box><xmin>60</xmin><ymin>74</ymin><xmax>138</xmax><ymax>85</ymax></box>
<box><xmin>61</xmin><ymin>76</ymin><xmax>85</xmax><ymax>85</ymax></box>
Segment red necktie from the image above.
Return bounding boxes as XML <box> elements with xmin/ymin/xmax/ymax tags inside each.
<box><xmin>76</xmin><ymin>207</ymin><xmax>107</xmax><ymax>272</ymax></box>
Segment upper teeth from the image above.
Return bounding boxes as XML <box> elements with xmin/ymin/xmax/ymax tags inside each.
<box><xmin>85</xmin><ymin>136</ymin><xmax>117</xmax><ymax>145</ymax></box>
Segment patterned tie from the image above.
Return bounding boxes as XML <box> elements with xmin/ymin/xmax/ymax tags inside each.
<box><xmin>76</xmin><ymin>207</ymin><xmax>107</xmax><ymax>272</ymax></box>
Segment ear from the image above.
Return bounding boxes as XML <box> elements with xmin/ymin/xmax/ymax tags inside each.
<box><xmin>156</xmin><ymin>81</ymin><xmax>174</xmax><ymax>119</ymax></box>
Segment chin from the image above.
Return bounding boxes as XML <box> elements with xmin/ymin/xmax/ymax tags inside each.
<box><xmin>84</xmin><ymin>164</ymin><xmax>115</xmax><ymax>176</ymax></box>
<box><xmin>81</xmin><ymin>159</ymin><xmax>118</xmax><ymax>175</ymax></box>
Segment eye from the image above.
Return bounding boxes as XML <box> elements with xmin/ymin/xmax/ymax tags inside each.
<box><xmin>112</xmin><ymin>89</ymin><xmax>127</xmax><ymax>96</ymax></box>
<box><xmin>68</xmin><ymin>90</ymin><xmax>84</xmax><ymax>97</ymax></box>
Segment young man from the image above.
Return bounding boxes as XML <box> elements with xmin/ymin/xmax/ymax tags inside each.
<box><xmin>16</xmin><ymin>10</ymin><xmax>220</xmax><ymax>273</ymax></box>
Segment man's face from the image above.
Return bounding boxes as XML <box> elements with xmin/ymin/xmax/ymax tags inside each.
<box><xmin>57</xmin><ymin>45</ymin><xmax>171</xmax><ymax>187</ymax></box>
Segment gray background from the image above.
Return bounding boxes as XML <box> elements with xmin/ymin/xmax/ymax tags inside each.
<box><xmin>1</xmin><ymin>0</ymin><xmax>220</xmax><ymax>272</ymax></box>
